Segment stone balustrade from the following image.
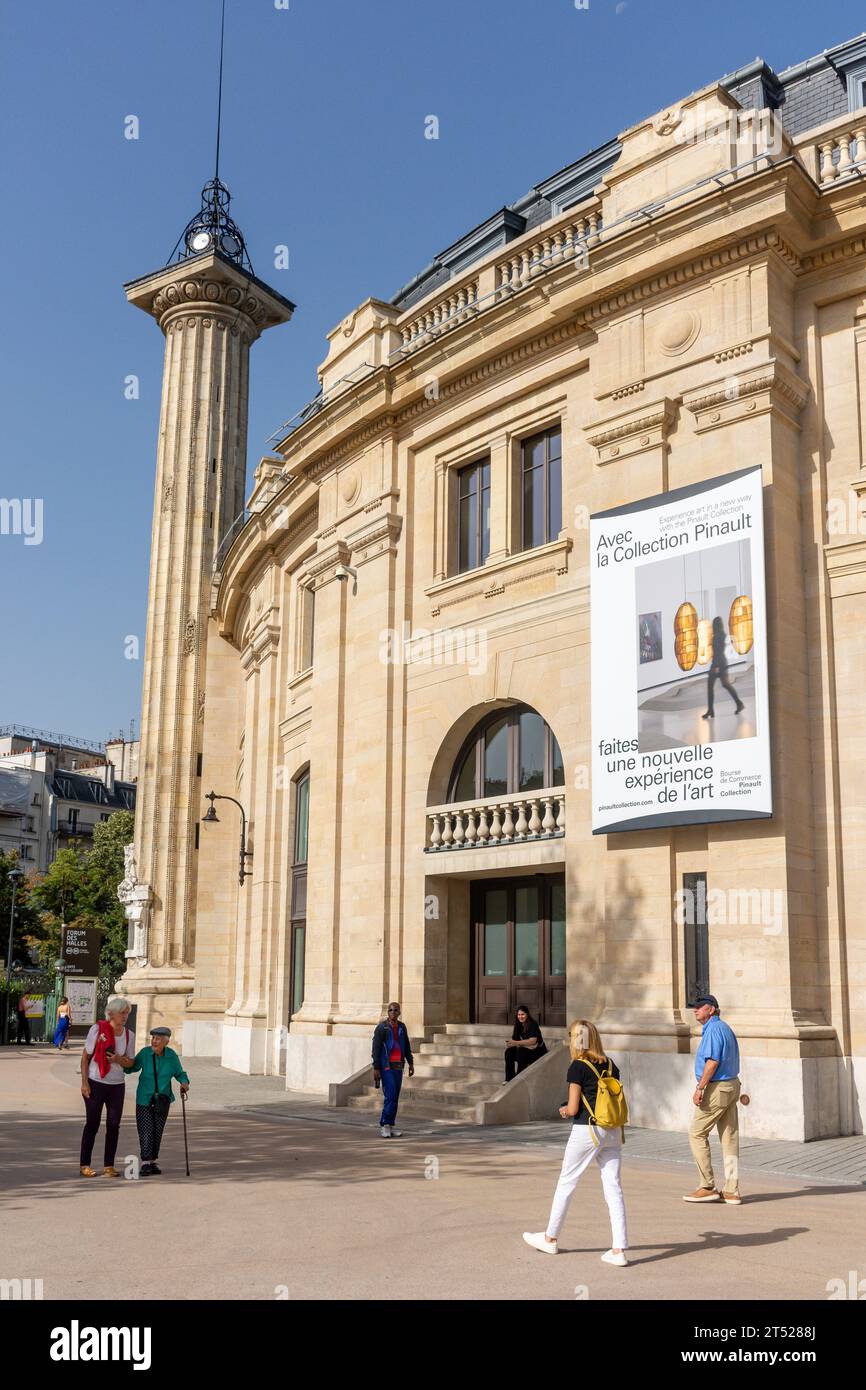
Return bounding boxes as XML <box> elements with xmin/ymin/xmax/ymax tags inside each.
<box><xmin>799</xmin><ymin>119</ymin><xmax>866</xmax><ymax>185</ymax></box>
<box><xmin>496</xmin><ymin>207</ymin><xmax>600</xmax><ymax>293</ymax></box>
<box><xmin>425</xmin><ymin>787</ymin><xmax>565</xmax><ymax>852</ymax></box>
<box><xmin>398</xmin><ymin>280</ymin><xmax>480</xmax><ymax>353</ymax></box>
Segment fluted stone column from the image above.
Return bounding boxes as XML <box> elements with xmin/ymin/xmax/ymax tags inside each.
<box><xmin>118</xmin><ymin>254</ymin><xmax>292</xmax><ymax>1037</ymax></box>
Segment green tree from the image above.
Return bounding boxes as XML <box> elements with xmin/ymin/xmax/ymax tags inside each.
<box><xmin>31</xmin><ymin>811</ymin><xmax>135</xmax><ymax>983</ymax></box>
<box><xmin>0</xmin><ymin>850</ymin><xmax>45</xmax><ymax>967</ymax></box>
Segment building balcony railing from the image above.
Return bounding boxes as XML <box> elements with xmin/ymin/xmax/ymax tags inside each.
<box><xmin>795</xmin><ymin>110</ymin><xmax>866</xmax><ymax>187</ymax></box>
<box><xmin>425</xmin><ymin>787</ymin><xmax>565</xmax><ymax>852</ymax></box>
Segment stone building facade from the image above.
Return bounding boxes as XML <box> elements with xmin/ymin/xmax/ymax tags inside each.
<box><xmin>120</xmin><ymin>36</ymin><xmax>866</xmax><ymax>1140</ymax></box>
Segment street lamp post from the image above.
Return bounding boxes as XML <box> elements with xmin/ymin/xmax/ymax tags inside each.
<box><xmin>4</xmin><ymin>866</ymin><xmax>24</xmax><ymax>1046</ymax></box>
<box><xmin>202</xmin><ymin>791</ymin><xmax>253</xmax><ymax>886</ymax></box>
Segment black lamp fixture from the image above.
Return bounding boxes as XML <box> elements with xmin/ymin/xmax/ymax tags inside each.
<box><xmin>202</xmin><ymin>791</ymin><xmax>252</xmax><ymax>886</ymax></box>
<box><xmin>4</xmin><ymin>865</ymin><xmax>24</xmax><ymax>1045</ymax></box>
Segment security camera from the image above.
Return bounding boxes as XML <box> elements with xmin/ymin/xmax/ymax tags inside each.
<box><xmin>334</xmin><ymin>563</ymin><xmax>358</xmax><ymax>593</ymax></box>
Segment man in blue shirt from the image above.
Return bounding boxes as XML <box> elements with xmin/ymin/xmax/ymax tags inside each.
<box><xmin>684</xmin><ymin>995</ymin><xmax>745</xmax><ymax>1205</ymax></box>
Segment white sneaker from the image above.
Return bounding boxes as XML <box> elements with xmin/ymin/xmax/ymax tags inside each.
<box><xmin>522</xmin><ymin>1231</ymin><xmax>558</xmax><ymax>1255</ymax></box>
<box><xmin>379</xmin><ymin>1126</ymin><xmax>392</xmax><ymax>1138</ymax></box>
<box><xmin>389</xmin><ymin>1127</ymin><xmax>402</xmax><ymax>1137</ymax></box>
<box><xmin>601</xmin><ymin>1249</ymin><xmax>628</xmax><ymax>1267</ymax></box>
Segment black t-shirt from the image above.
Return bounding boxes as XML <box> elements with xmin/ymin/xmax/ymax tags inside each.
<box><xmin>511</xmin><ymin>1020</ymin><xmax>547</xmax><ymax>1056</ymax></box>
<box><xmin>566</xmin><ymin>1056</ymin><xmax>620</xmax><ymax>1124</ymax></box>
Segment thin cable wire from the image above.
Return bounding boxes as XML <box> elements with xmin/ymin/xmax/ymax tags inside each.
<box><xmin>215</xmin><ymin>0</ymin><xmax>226</xmax><ymax>183</ymax></box>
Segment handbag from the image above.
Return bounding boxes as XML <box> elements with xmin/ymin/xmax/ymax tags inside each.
<box><xmin>149</xmin><ymin>1050</ymin><xmax>171</xmax><ymax>1118</ymax></box>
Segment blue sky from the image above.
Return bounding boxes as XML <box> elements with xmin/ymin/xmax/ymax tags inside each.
<box><xmin>1</xmin><ymin>0</ymin><xmax>862</xmax><ymax>743</ymax></box>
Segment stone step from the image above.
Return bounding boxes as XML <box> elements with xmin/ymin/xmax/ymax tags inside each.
<box><xmin>423</xmin><ymin>1039</ymin><xmax>516</xmax><ymax>1060</ymax></box>
<box><xmin>412</xmin><ymin>1062</ymin><xmax>505</xmax><ymax>1085</ymax></box>
<box><xmin>441</xmin><ymin>1022</ymin><xmax>569</xmax><ymax>1042</ymax></box>
<box><xmin>416</xmin><ymin>1048</ymin><xmax>504</xmax><ymax>1072</ymax></box>
<box><xmin>406</xmin><ymin>1076</ymin><xmax>492</xmax><ymax>1098</ymax></box>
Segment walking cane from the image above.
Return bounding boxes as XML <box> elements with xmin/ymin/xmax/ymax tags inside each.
<box><xmin>181</xmin><ymin>1089</ymin><xmax>191</xmax><ymax>1177</ymax></box>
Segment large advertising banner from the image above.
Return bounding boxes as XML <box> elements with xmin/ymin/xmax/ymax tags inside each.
<box><xmin>591</xmin><ymin>465</ymin><xmax>772</xmax><ymax>833</ymax></box>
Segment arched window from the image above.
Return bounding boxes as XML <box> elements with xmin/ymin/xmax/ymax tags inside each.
<box><xmin>449</xmin><ymin>706</ymin><xmax>564</xmax><ymax>802</ymax></box>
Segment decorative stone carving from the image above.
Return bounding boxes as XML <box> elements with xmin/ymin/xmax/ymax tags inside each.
<box><xmin>340</xmin><ymin>465</ymin><xmax>361</xmax><ymax>504</ymax></box>
<box><xmin>197</xmin><ymin>689</ymin><xmax>205</xmax><ymax>722</ymax></box>
<box><xmin>653</xmin><ymin>106</ymin><xmax>682</xmax><ymax>137</ymax></box>
<box><xmin>152</xmin><ymin>276</ymin><xmax>270</xmax><ymax>330</ymax></box>
<box><xmin>657</xmin><ymin>308</ymin><xmax>701</xmax><ymax>356</ymax></box>
<box><xmin>184</xmin><ymin>616</ymin><xmax>197</xmax><ymax>654</ymax></box>
<box><xmin>161</xmin><ymin>478</ymin><xmax>173</xmax><ymax>511</ymax></box>
<box><xmin>117</xmin><ymin>844</ymin><xmax>152</xmax><ymax>967</ymax></box>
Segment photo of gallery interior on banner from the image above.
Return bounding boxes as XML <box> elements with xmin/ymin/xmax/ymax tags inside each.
<box><xmin>591</xmin><ymin>466</ymin><xmax>771</xmax><ymax>834</ymax></box>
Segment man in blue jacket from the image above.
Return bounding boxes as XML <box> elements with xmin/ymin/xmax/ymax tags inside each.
<box><xmin>372</xmin><ymin>1003</ymin><xmax>414</xmax><ymax>1138</ymax></box>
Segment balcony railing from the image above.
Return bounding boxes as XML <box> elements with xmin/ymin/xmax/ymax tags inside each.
<box><xmin>425</xmin><ymin>787</ymin><xmax>565</xmax><ymax>852</ymax></box>
<box><xmin>795</xmin><ymin>112</ymin><xmax>866</xmax><ymax>187</ymax></box>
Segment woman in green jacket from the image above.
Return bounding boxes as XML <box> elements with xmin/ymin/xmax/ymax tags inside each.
<box><xmin>129</xmin><ymin>1026</ymin><xmax>190</xmax><ymax>1176</ymax></box>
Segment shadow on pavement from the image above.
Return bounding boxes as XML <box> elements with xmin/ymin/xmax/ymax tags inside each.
<box><xmin>0</xmin><ymin>1107</ymin><xmax>532</xmax><ymax>1205</ymax></box>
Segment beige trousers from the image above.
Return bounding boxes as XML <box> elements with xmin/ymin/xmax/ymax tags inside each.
<box><xmin>688</xmin><ymin>1078</ymin><xmax>741</xmax><ymax>1194</ymax></box>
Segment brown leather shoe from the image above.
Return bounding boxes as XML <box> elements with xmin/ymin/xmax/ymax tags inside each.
<box><xmin>721</xmin><ymin>1192</ymin><xmax>742</xmax><ymax>1204</ymax></box>
<box><xmin>683</xmin><ymin>1186</ymin><xmax>722</xmax><ymax>1202</ymax></box>
<box><xmin>79</xmin><ymin>1165</ymin><xmax>98</xmax><ymax>1178</ymax></box>
<box><xmin>101</xmin><ymin>1166</ymin><xmax>121</xmax><ymax>1178</ymax></box>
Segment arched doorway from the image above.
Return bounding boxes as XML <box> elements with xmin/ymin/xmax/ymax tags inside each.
<box><xmin>441</xmin><ymin>704</ymin><xmax>566</xmax><ymax>1027</ymax></box>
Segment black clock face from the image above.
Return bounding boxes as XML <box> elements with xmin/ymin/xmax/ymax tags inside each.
<box><xmin>220</xmin><ymin>232</ymin><xmax>241</xmax><ymax>257</ymax></box>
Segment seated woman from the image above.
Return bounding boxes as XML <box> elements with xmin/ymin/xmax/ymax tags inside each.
<box><xmin>504</xmin><ymin>1005</ymin><xmax>547</xmax><ymax>1082</ymax></box>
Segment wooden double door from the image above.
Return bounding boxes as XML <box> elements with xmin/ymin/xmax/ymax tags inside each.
<box><xmin>472</xmin><ymin>874</ymin><xmax>566</xmax><ymax>1027</ymax></box>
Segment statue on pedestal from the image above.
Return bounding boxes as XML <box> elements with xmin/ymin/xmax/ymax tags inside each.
<box><xmin>117</xmin><ymin>844</ymin><xmax>152</xmax><ymax>966</ymax></box>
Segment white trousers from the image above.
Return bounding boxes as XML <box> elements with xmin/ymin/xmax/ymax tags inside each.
<box><xmin>546</xmin><ymin>1124</ymin><xmax>628</xmax><ymax>1249</ymax></box>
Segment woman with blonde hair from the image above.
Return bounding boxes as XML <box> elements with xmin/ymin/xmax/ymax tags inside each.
<box><xmin>523</xmin><ymin>1019</ymin><xmax>628</xmax><ymax>1266</ymax></box>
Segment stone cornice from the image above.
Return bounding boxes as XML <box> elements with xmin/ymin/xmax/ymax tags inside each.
<box><xmin>153</xmin><ymin>277</ymin><xmax>272</xmax><ymax>336</ymax></box>
<box><xmin>824</xmin><ymin>537</ymin><xmax>866</xmax><ymax>585</ymax></box>
<box><xmin>581</xmin><ymin>230</ymin><xmax>801</xmax><ymax>329</ymax></box>
<box><xmin>345</xmin><ymin>512</ymin><xmax>403</xmax><ymax>566</ymax></box>
<box><xmin>682</xmin><ymin>360</ymin><xmax>810</xmax><ymax>433</ymax></box>
<box><xmin>299</xmin><ymin>320</ymin><xmax>586</xmax><ymax>485</ymax></box>
<box><xmin>307</xmin><ymin>539</ymin><xmax>351</xmax><ymax>590</ymax></box>
<box><xmin>427</xmin><ymin>537</ymin><xmax>572</xmax><ymax>616</ymax></box>
<box><xmin>125</xmin><ymin>251</ymin><xmax>294</xmax><ymax>334</ymax></box>
<box><xmin>585</xmin><ymin>398</ymin><xmax>678</xmax><ymax>464</ymax></box>
<box><xmin>800</xmin><ymin>232</ymin><xmax>866</xmax><ymax>275</ymax></box>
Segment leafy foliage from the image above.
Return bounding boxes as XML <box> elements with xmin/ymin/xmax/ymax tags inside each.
<box><xmin>28</xmin><ymin>810</ymin><xmax>135</xmax><ymax>983</ymax></box>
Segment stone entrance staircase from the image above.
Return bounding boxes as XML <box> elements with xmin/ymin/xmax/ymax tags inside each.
<box><xmin>345</xmin><ymin>1022</ymin><xmax>568</xmax><ymax>1125</ymax></box>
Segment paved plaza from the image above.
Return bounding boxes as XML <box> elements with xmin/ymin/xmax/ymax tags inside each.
<box><xmin>2</xmin><ymin>1047</ymin><xmax>864</xmax><ymax>1302</ymax></box>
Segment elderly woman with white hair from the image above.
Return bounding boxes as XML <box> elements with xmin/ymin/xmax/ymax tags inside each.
<box><xmin>79</xmin><ymin>996</ymin><xmax>135</xmax><ymax>1178</ymax></box>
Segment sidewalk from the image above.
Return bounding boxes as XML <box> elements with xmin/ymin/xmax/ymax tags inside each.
<box><xmin>182</xmin><ymin>1056</ymin><xmax>866</xmax><ymax>1186</ymax></box>
<box><xmin>13</xmin><ymin>1047</ymin><xmax>866</xmax><ymax>1185</ymax></box>
<box><xmin>2</xmin><ymin>1048</ymin><xmax>865</xmax><ymax>1301</ymax></box>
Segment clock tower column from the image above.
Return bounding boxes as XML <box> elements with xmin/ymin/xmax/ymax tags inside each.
<box><xmin>118</xmin><ymin>227</ymin><xmax>293</xmax><ymax>1038</ymax></box>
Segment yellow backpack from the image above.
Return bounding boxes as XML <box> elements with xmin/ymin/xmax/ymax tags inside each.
<box><xmin>580</xmin><ymin>1059</ymin><xmax>628</xmax><ymax>1144</ymax></box>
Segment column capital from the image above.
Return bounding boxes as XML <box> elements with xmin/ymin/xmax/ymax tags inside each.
<box><xmin>124</xmin><ymin>250</ymin><xmax>294</xmax><ymax>338</ymax></box>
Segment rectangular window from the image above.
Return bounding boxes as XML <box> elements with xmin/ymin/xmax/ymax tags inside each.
<box><xmin>300</xmin><ymin>585</ymin><xmax>315</xmax><ymax>672</ymax></box>
<box><xmin>68</xmin><ymin>809</ymin><xmax>78</xmax><ymax>829</ymax></box>
<box><xmin>683</xmin><ymin>872</ymin><xmax>710</xmax><ymax>1006</ymax></box>
<box><xmin>457</xmin><ymin>458</ymin><xmax>490</xmax><ymax>573</ymax></box>
<box><xmin>294</xmin><ymin>775</ymin><xmax>310</xmax><ymax>866</ymax></box>
<box><xmin>291</xmin><ymin>923</ymin><xmax>306</xmax><ymax>1017</ymax></box>
<box><xmin>521</xmin><ymin>426</ymin><xmax>562</xmax><ymax>551</ymax></box>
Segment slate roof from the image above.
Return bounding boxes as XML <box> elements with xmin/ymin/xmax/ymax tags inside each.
<box><xmin>391</xmin><ymin>32</ymin><xmax>866</xmax><ymax>312</ymax></box>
